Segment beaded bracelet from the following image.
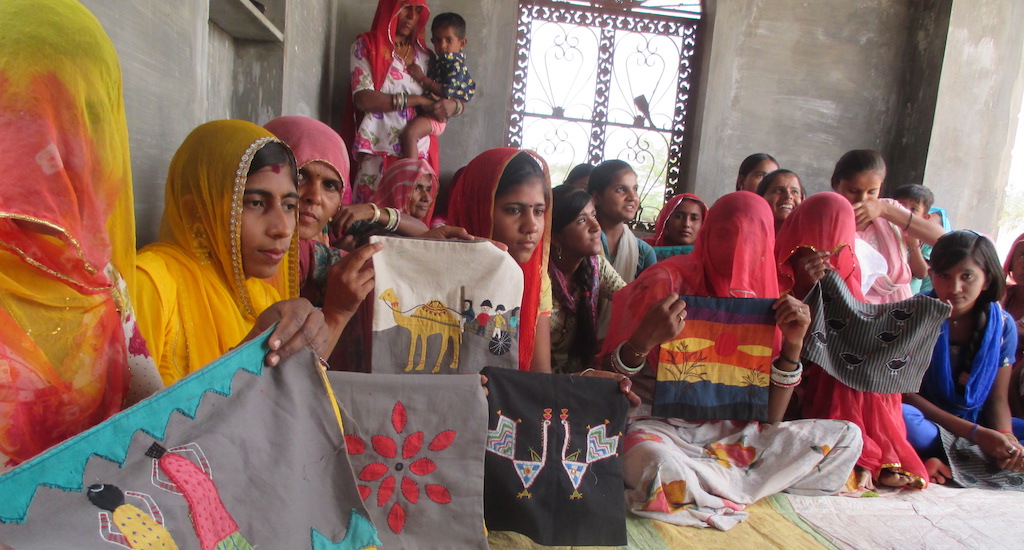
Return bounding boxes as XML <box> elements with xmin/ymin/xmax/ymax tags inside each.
<box><xmin>368</xmin><ymin>203</ymin><xmax>381</xmax><ymax>225</ymax></box>
<box><xmin>611</xmin><ymin>342</ymin><xmax>645</xmax><ymax>375</ymax></box>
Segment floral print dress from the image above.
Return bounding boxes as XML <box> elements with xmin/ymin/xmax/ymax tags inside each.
<box><xmin>350</xmin><ymin>36</ymin><xmax>430</xmax><ymax>204</ymax></box>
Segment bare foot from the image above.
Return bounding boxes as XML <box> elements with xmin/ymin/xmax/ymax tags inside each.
<box><xmin>878</xmin><ymin>468</ymin><xmax>924</xmax><ymax>489</ymax></box>
<box><xmin>925</xmin><ymin>457</ymin><xmax>952</xmax><ymax>485</ymax></box>
<box><xmin>846</xmin><ymin>466</ymin><xmax>874</xmax><ymax>492</ymax></box>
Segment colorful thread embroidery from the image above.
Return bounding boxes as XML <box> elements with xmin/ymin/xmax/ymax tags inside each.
<box><xmin>346</xmin><ymin>401</ymin><xmax>454</xmax><ymax>534</ymax></box>
<box><xmin>558</xmin><ymin>409</ymin><xmax>620</xmax><ymax>499</ymax></box>
<box><xmin>146</xmin><ymin>442</ymin><xmax>253</xmax><ymax>550</ymax></box>
<box><xmin>87</xmin><ymin>484</ymin><xmax>178</xmax><ymax>549</ymax></box>
<box><xmin>486</xmin><ymin>409</ymin><xmax>552</xmax><ymax>498</ymax></box>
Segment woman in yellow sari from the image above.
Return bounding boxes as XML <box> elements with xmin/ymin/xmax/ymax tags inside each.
<box><xmin>0</xmin><ymin>0</ymin><xmax>163</xmax><ymax>469</ymax></box>
<box><xmin>135</xmin><ymin>120</ymin><xmax>379</xmax><ymax>385</ymax></box>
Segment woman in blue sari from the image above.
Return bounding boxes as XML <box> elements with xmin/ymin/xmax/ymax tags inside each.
<box><xmin>903</xmin><ymin>230</ymin><xmax>1024</xmax><ymax>482</ymax></box>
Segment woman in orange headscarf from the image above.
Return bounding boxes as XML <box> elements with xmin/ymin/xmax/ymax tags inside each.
<box><xmin>347</xmin><ymin>0</ymin><xmax>461</xmax><ymax>204</ymax></box>
<box><xmin>0</xmin><ymin>0</ymin><xmax>162</xmax><ymax>469</ymax></box>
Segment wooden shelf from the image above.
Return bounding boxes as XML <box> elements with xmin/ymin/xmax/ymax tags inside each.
<box><xmin>209</xmin><ymin>0</ymin><xmax>283</xmax><ymax>42</ymax></box>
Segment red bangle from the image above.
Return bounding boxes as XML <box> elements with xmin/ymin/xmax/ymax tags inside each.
<box><xmin>999</xmin><ymin>429</ymin><xmax>1014</xmax><ymax>435</ymax></box>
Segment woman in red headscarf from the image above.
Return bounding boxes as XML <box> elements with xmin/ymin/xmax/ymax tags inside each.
<box><xmin>644</xmin><ymin>193</ymin><xmax>706</xmax><ymax>261</ymax></box>
<box><xmin>447</xmin><ymin>148</ymin><xmax>552</xmax><ymax>372</ymax></box>
<box><xmin>777</xmin><ymin>192</ymin><xmax>928</xmax><ymax>489</ymax></box>
<box><xmin>601</xmin><ymin>192</ymin><xmax>861</xmax><ymax>529</ymax></box>
<box><xmin>347</xmin><ymin>0</ymin><xmax>461</xmax><ymax>205</ymax></box>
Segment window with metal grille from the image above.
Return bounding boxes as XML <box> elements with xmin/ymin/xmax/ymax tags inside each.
<box><xmin>506</xmin><ymin>0</ymin><xmax>701</xmax><ymax>228</ymax></box>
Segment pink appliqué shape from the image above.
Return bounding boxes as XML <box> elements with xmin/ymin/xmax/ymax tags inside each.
<box><xmin>346</xmin><ymin>401</ymin><xmax>455</xmax><ymax>534</ymax></box>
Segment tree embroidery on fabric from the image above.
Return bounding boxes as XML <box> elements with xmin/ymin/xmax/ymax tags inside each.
<box><xmin>346</xmin><ymin>401</ymin><xmax>455</xmax><ymax>534</ymax></box>
<box><xmin>145</xmin><ymin>442</ymin><xmax>253</xmax><ymax>550</ymax></box>
<box><xmin>379</xmin><ymin>288</ymin><xmax>462</xmax><ymax>372</ymax></box>
<box><xmin>486</xmin><ymin>409</ymin><xmax>553</xmax><ymax>498</ymax></box>
<box><xmin>87</xmin><ymin>484</ymin><xmax>179</xmax><ymax>549</ymax></box>
<box><xmin>558</xmin><ymin>409</ymin><xmax>620</xmax><ymax>499</ymax></box>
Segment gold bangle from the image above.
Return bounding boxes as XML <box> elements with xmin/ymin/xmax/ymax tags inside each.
<box><xmin>369</xmin><ymin>203</ymin><xmax>381</xmax><ymax>225</ymax></box>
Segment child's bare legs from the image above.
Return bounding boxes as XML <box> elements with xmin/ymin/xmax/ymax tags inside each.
<box><xmin>400</xmin><ymin>115</ymin><xmax>433</xmax><ymax>159</ymax></box>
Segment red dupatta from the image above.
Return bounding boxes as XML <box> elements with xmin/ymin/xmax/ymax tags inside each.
<box><xmin>645</xmin><ymin>193</ymin><xmax>707</xmax><ymax>246</ymax></box>
<box><xmin>775</xmin><ymin>192</ymin><xmax>864</xmax><ymax>300</ymax></box>
<box><xmin>448</xmin><ymin>148</ymin><xmax>552</xmax><ymax>371</ymax></box>
<box><xmin>602</xmin><ymin>192</ymin><xmax>779</xmax><ymax>359</ymax></box>
<box><xmin>342</xmin><ymin>0</ymin><xmax>439</xmax><ymax>182</ymax></box>
<box><xmin>372</xmin><ymin>158</ymin><xmax>438</xmax><ymax>223</ymax></box>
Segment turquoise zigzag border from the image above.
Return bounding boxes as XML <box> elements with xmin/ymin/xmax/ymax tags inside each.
<box><xmin>0</xmin><ymin>333</ymin><xmax>270</xmax><ymax>523</ymax></box>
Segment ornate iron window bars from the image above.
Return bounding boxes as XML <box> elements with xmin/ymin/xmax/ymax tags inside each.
<box><xmin>507</xmin><ymin>0</ymin><xmax>701</xmax><ymax>229</ymax></box>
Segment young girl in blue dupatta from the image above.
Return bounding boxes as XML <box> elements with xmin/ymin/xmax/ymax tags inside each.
<box><xmin>902</xmin><ymin>230</ymin><xmax>1024</xmax><ymax>482</ymax></box>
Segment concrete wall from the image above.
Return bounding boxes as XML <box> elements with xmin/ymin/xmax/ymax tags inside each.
<box><xmin>885</xmin><ymin>0</ymin><xmax>952</xmax><ymax>194</ymax></box>
<box><xmin>687</xmin><ymin>0</ymin><xmax>913</xmax><ymax>199</ymax></box>
<box><xmin>82</xmin><ymin>0</ymin><xmax>335</xmax><ymax>245</ymax></box>
<box><xmin>330</xmin><ymin>0</ymin><xmax>518</xmax><ymax>185</ymax></box>
<box><xmin>923</xmin><ymin>0</ymin><xmax>1024</xmax><ymax>236</ymax></box>
<box><xmin>79</xmin><ymin>0</ymin><xmax>1024</xmax><ymax>243</ymax></box>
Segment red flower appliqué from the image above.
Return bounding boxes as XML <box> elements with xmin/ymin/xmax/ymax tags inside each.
<box><xmin>346</xmin><ymin>401</ymin><xmax>455</xmax><ymax>534</ymax></box>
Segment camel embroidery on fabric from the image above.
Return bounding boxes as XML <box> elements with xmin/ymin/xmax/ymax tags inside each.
<box><xmin>378</xmin><ymin>288</ymin><xmax>462</xmax><ymax>373</ymax></box>
<box><xmin>369</xmin><ymin>236</ymin><xmax>524</xmax><ymax>374</ymax></box>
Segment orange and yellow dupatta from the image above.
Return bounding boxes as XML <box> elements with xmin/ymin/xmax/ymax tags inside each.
<box><xmin>0</xmin><ymin>0</ymin><xmax>135</xmax><ymax>464</ymax></box>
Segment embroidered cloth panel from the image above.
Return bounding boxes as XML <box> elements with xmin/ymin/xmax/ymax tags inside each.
<box><xmin>0</xmin><ymin>335</ymin><xmax>378</xmax><ymax>550</ymax></box>
<box><xmin>481</xmin><ymin>367</ymin><xmax>628</xmax><ymax>546</ymax></box>
<box><xmin>653</xmin><ymin>296</ymin><xmax>777</xmax><ymax>421</ymax></box>
<box><xmin>369</xmin><ymin>236</ymin><xmax>524</xmax><ymax>374</ymax></box>
<box><xmin>328</xmin><ymin>371</ymin><xmax>489</xmax><ymax>549</ymax></box>
<box><xmin>802</xmin><ymin>271</ymin><xmax>950</xmax><ymax>393</ymax></box>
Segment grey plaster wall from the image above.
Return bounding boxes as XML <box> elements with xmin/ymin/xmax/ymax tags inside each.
<box><xmin>923</xmin><ymin>0</ymin><xmax>1024</xmax><ymax>236</ymax></box>
<box><xmin>687</xmin><ymin>0</ymin><xmax>912</xmax><ymax>201</ymax></box>
<box><xmin>81</xmin><ymin>0</ymin><xmax>210</xmax><ymax>245</ymax></box>
<box><xmin>82</xmin><ymin>0</ymin><xmax>335</xmax><ymax>245</ymax></box>
<box><xmin>330</xmin><ymin>0</ymin><xmax>518</xmax><ymax>183</ymax></box>
<box><xmin>884</xmin><ymin>0</ymin><xmax>951</xmax><ymax>194</ymax></box>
